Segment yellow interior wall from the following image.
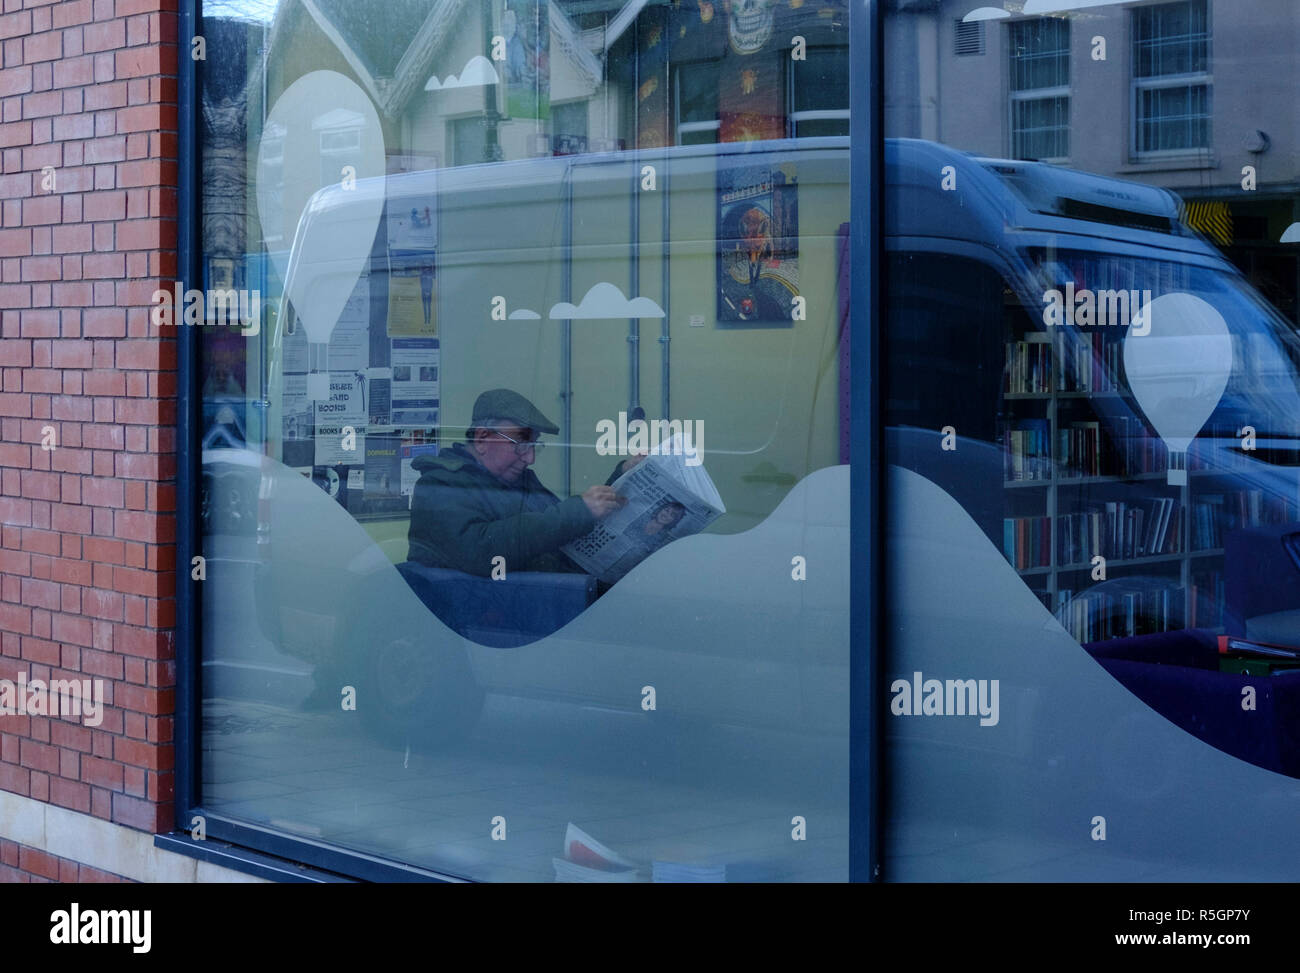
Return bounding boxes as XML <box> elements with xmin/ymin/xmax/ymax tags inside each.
<box><xmin>366</xmin><ymin>143</ymin><xmax>847</xmax><ymax>553</ymax></box>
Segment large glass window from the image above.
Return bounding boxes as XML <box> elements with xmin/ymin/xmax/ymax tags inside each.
<box><xmin>196</xmin><ymin>0</ymin><xmax>850</xmax><ymax>882</ymax></box>
<box><xmin>885</xmin><ymin>0</ymin><xmax>1300</xmax><ymax>882</ymax></box>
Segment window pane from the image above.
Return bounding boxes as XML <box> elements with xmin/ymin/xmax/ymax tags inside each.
<box><xmin>1134</xmin><ymin>0</ymin><xmax>1209</xmax><ymax>78</ymax></box>
<box><xmin>1012</xmin><ymin>95</ymin><xmax>1070</xmax><ymax>160</ymax></box>
<box><xmin>1138</xmin><ymin>83</ymin><xmax>1210</xmax><ymax>152</ymax></box>
<box><xmin>199</xmin><ymin>0</ymin><xmax>850</xmax><ymax>882</ymax></box>
<box><xmin>793</xmin><ymin>47</ymin><xmax>849</xmax><ymax>112</ymax></box>
<box><xmin>1010</xmin><ymin>18</ymin><xmax>1070</xmax><ymax>92</ymax></box>
<box><xmin>885</xmin><ymin>0</ymin><xmax>1300</xmax><ymax>882</ymax></box>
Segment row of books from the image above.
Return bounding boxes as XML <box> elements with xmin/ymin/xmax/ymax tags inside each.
<box><xmin>1003</xmin><ymin>416</ymin><xmax>1169</xmax><ymax>482</ymax></box>
<box><xmin>1001</xmin><ymin>329</ymin><xmax>1124</xmax><ymax>395</ymax></box>
<box><xmin>1189</xmin><ymin>490</ymin><xmax>1300</xmax><ymax>549</ymax></box>
<box><xmin>1056</xmin><ymin>583</ymin><xmax>1183</xmax><ymax>643</ymax></box>
<box><xmin>1055</xmin><ymin>329</ymin><xmax>1123</xmax><ymax>394</ymax></box>
<box><xmin>1057</xmin><ymin>415</ymin><xmax>1169</xmax><ymax>479</ymax></box>
<box><xmin>1011</xmin><ymin>492</ymin><xmax>1295</xmax><ymax>571</ymax></box>
<box><xmin>1003</xmin><ymin>335</ymin><xmax>1052</xmax><ymax>394</ymax></box>
<box><xmin>1057</xmin><ymin>497</ymin><xmax>1181</xmax><ymax>566</ymax></box>
<box><xmin>1003</xmin><ymin>515</ymin><xmax>1052</xmax><ymax>570</ymax></box>
<box><xmin>1003</xmin><ymin>419</ymin><xmax>1051</xmax><ymax>481</ymax></box>
<box><xmin>1056</xmin><ymin>420</ymin><xmax>1103</xmax><ymax>479</ymax></box>
<box><xmin>1003</xmin><ymin>328</ymin><xmax>1279</xmax><ymax>402</ymax></box>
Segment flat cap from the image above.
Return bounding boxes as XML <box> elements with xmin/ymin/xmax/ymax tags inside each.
<box><xmin>470</xmin><ymin>388</ymin><xmax>560</xmax><ymax>435</ymax></box>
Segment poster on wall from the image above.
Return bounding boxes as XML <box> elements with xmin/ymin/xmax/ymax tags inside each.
<box><xmin>401</xmin><ymin>440</ymin><xmax>441</xmax><ymax>497</ymax></box>
<box><xmin>282</xmin><ymin>372</ymin><xmax>311</xmax><ymax>440</ymax></box>
<box><xmin>716</xmin><ymin>161</ymin><xmax>799</xmax><ymax>324</ymax></box>
<box><xmin>388</xmin><ymin>200</ymin><xmax>436</xmax><ymax>255</ymax></box>
<box><xmin>503</xmin><ymin>0</ymin><xmax>550</xmax><ymax>119</ymax></box>
<box><xmin>387</xmin><ymin>155</ymin><xmax>438</xmax><ymax>340</ymax></box>
<box><xmin>364</xmin><ymin>434</ymin><xmax>403</xmax><ymax>501</ymax></box>
<box><xmin>314</xmin><ymin>371</ymin><xmax>367</xmax><ymax>466</ymax></box>
<box><xmin>328</xmin><ymin>277</ymin><xmax>370</xmax><ymax>372</ymax></box>
<box><xmin>390</xmin><ymin>338</ymin><xmax>440</xmax><ymax>426</ymax></box>
<box><xmin>387</xmin><ymin>257</ymin><xmax>437</xmax><ymax>337</ymax></box>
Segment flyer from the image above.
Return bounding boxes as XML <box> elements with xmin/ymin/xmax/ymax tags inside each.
<box><xmin>326</xmin><ymin>277</ymin><xmax>370</xmax><ymax>373</ymax></box>
<box><xmin>282</xmin><ymin>373</ymin><xmax>311</xmax><ymax>442</ymax></box>
<box><xmin>364</xmin><ymin>434</ymin><xmax>403</xmax><ymax>500</ymax></box>
<box><xmin>390</xmin><ymin>338</ymin><xmax>439</xmax><ymax>425</ymax></box>
<box><xmin>313</xmin><ymin>371</ymin><xmax>367</xmax><ymax>466</ymax></box>
<box><xmin>387</xmin><ymin>257</ymin><xmax>436</xmax><ymax>337</ymax></box>
<box><xmin>401</xmin><ymin>442</ymin><xmax>441</xmax><ymax>496</ymax></box>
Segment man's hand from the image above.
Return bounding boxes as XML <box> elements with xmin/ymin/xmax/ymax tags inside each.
<box><xmin>582</xmin><ymin>485</ymin><xmax>627</xmax><ymax>519</ymax></box>
<box><xmin>621</xmin><ymin>451</ymin><xmax>648</xmax><ymax>474</ymax></box>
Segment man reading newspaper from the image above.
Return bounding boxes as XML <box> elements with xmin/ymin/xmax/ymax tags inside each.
<box><xmin>407</xmin><ymin>388</ymin><xmax>641</xmax><ymax>577</ymax></box>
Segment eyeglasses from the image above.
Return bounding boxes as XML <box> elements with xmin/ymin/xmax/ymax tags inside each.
<box><xmin>492</xmin><ymin>429</ymin><xmax>544</xmax><ymax>455</ymax></box>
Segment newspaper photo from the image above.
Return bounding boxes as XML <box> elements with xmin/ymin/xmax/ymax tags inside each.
<box><xmin>562</xmin><ymin>436</ymin><xmax>725</xmax><ymax>583</ymax></box>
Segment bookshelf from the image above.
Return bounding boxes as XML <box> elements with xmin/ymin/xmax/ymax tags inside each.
<box><xmin>1000</xmin><ymin>323</ymin><xmax>1293</xmax><ymax>644</ymax></box>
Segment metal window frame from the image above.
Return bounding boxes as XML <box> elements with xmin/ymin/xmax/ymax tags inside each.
<box><xmin>174</xmin><ymin>0</ymin><xmax>883</xmax><ymax>884</ymax></box>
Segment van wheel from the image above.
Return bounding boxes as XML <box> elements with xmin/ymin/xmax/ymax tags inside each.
<box><xmin>358</xmin><ymin>633</ymin><xmax>484</xmax><ymax>751</ymax></box>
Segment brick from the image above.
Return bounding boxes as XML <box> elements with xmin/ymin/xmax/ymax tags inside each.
<box><xmin>49</xmin><ymin>776</ymin><xmax>90</xmax><ymax>814</ymax></box>
<box><xmin>19</xmin><ymin>739</ymin><xmax>58</xmax><ymax>775</ymax></box>
<box><xmin>83</xmin><ymin>19</ymin><xmax>124</xmax><ymax>53</ymax></box>
<box><xmin>17</xmin><ymin>846</ymin><xmax>58</xmax><ymax>881</ymax></box>
<box><xmin>22</xmin><ymin>31</ymin><xmax>60</xmax><ymax>63</ymax></box>
<box><xmin>111</xmin><ymin>791</ymin><xmax>165</xmax><ymax>832</ymax></box>
<box><xmin>82</xmin><ymin>191</ymin><xmax>125</xmax><ymax>222</ymax></box>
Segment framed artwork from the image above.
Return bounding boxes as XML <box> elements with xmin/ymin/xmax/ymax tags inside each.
<box><xmin>716</xmin><ymin>159</ymin><xmax>799</xmax><ymax>325</ymax></box>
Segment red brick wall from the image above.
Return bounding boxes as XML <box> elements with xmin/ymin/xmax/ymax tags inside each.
<box><xmin>0</xmin><ymin>0</ymin><xmax>180</xmax><ymax>853</ymax></box>
<box><xmin>0</xmin><ymin>835</ymin><xmax>132</xmax><ymax>881</ymax></box>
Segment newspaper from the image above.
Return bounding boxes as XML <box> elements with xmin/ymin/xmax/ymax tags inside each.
<box><xmin>562</xmin><ymin>435</ymin><xmax>725</xmax><ymax>583</ymax></box>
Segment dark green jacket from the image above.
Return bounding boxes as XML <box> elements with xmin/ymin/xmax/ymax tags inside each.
<box><xmin>407</xmin><ymin>443</ymin><xmax>621</xmax><ymax>576</ymax></box>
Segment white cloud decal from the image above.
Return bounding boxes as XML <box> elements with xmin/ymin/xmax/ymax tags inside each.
<box><xmin>1281</xmin><ymin>223</ymin><xmax>1300</xmax><ymax>244</ymax></box>
<box><xmin>549</xmin><ymin>282</ymin><xmax>665</xmax><ymax>320</ymax></box>
<box><xmin>425</xmin><ymin>56</ymin><xmax>499</xmax><ymax>91</ymax></box>
<box><xmin>962</xmin><ymin>7</ymin><xmax>1009</xmax><ymax>21</ymax></box>
<box><xmin>508</xmin><ymin>308</ymin><xmax>541</xmax><ymax>320</ymax></box>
